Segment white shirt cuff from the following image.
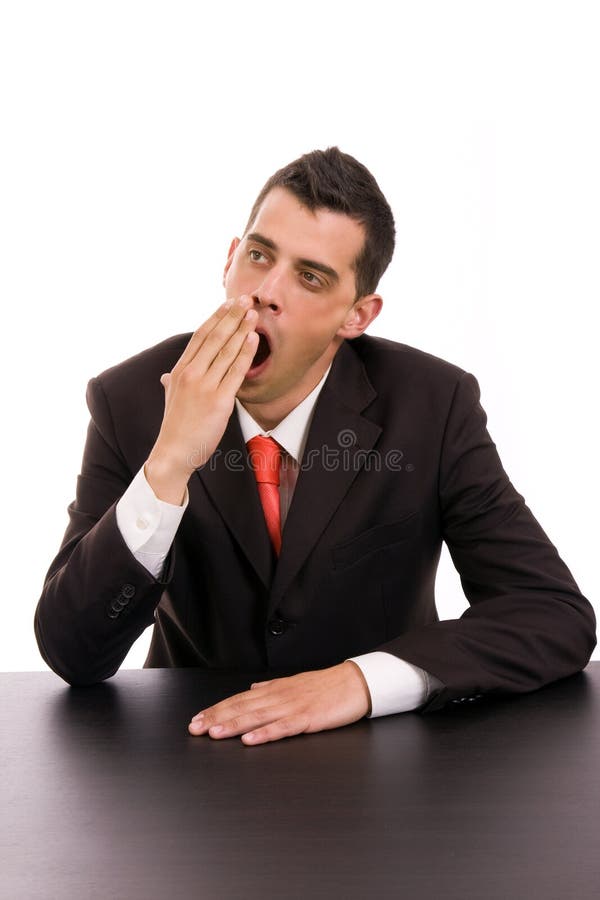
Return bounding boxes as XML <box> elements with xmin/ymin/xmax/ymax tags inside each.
<box><xmin>349</xmin><ymin>651</ymin><xmax>443</xmax><ymax>717</ymax></box>
<box><xmin>116</xmin><ymin>465</ymin><xmax>189</xmax><ymax>579</ymax></box>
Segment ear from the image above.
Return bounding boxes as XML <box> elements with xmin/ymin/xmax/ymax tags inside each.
<box><xmin>336</xmin><ymin>294</ymin><xmax>383</xmax><ymax>340</ymax></box>
<box><xmin>222</xmin><ymin>238</ymin><xmax>241</xmax><ymax>286</ymax></box>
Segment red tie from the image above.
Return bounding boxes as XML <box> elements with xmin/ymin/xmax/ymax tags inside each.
<box><xmin>247</xmin><ymin>436</ymin><xmax>282</xmax><ymax>556</ymax></box>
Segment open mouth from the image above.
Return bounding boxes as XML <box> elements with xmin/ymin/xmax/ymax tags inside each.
<box><xmin>249</xmin><ymin>331</ymin><xmax>271</xmax><ymax>371</ymax></box>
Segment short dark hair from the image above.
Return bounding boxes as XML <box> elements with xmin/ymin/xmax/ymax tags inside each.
<box><xmin>244</xmin><ymin>147</ymin><xmax>395</xmax><ymax>299</ymax></box>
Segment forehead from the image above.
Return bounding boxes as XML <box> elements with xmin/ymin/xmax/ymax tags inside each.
<box><xmin>247</xmin><ymin>187</ymin><xmax>365</xmax><ymax>274</ymax></box>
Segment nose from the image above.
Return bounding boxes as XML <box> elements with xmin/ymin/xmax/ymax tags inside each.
<box><xmin>252</xmin><ymin>267</ymin><xmax>283</xmax><ymax>314</ymax></box>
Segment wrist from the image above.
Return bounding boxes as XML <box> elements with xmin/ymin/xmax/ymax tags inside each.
<box><xmin>343</xmin><ymin>660</ymin><xmax>372</xmax><ymax>717</ymax></box>
<box><xmin>144</xmin><ymin>452</ymin><xmax>191</xmax><ymax>505</ymax></box>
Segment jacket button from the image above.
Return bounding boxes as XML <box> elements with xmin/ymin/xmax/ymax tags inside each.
<box><xmin>268</xmin><ymin>618</ymin><xmax>286</xmax><ymax>636</ymax></box>
<box><xmin>122</xmin><ymin>584</ymin><xmax>136</xmax><ymax>599</ymax></box>
<box><xmin>107</xmin><ymin>608</ymin><xmax>120</xmax><ymax>619</ymax></box>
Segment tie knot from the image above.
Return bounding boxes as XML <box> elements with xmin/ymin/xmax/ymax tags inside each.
<box><xmin>247</xmin><ymin>436</ymin><xmax>281</xmax><ymax>486</ymax></box>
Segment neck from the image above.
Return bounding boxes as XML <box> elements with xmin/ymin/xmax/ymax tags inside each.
<box><xmin>241</xmin><ymin>388</ymin><xmax>310</xmax><ymax>432</ymax></box>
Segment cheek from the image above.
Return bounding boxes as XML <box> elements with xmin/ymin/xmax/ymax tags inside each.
<box><xmin>291</xmin><ymin>305</ymin><xmax>347</xmax><ymax>341</ymax></box>
<box><xmin>280</xmin><ymin>320</ymin><xmax>341</xmax><ymax>365</ymax></box>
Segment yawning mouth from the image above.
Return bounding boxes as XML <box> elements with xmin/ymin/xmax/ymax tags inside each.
<box><xmin>251</xmin><ymin>331</ymin><xmax>271</xmax><ymax>369</ymax></box>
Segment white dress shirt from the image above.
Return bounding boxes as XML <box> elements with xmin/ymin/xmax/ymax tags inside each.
<box><xmin>116</xmin><ymin>369</ymin><xmax>442</xmax><ymax>717</ymax></box>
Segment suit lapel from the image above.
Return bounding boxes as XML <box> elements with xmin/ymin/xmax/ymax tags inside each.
<box><xmin>271</xmin><ymin>341</ymin><xmax>381</xmax><ymax>605</ymax></box>
<box><xmin>195</xmin><ymin>412</ymin><xmax>275</xmax><ymax>589</ymax></box>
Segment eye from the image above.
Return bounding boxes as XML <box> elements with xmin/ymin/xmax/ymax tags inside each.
<box><xmin>301</xmin><ymin>271</ymin><xmax>324</xmax><ymax>288</ymax></box>
<box><xmin>249</xmin><ymin>248</ymin><xmax>268</xmax><ymax>263</ymax></box>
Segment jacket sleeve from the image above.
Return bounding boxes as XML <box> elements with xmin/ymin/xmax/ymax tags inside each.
<box><xmin>34</xmin><ymin>377</ymin><xmax>174</xmax><ymax>685</ymax></box>
<box><xmin>379</xmin><ymin>371</ymin><xmax>596</xmax><ymax>709</ymax></box>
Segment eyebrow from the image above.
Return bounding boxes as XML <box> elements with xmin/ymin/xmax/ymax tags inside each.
<box><xmin>246</xmin><ymin>232</ymin><xmax>340</xmax><ymax>284</ymax></box>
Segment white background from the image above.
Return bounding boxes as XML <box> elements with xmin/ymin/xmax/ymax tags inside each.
<box><xmin>1</xmin><ymin>0</ymin><xmax>598</xmax><ymax>672</ymax></box>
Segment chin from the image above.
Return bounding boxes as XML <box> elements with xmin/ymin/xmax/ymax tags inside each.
<box><xmin>237</xmin><ymin>381</ymin><xmax>266</xmax><ymax>401</ymax></box>
<box><xmin>237</xmin><ymin>377</ymin><xmax>282</xmax><ymax>405</ymax></box>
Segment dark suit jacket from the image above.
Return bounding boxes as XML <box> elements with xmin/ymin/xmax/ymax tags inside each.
<box><xmin>35</xmin><ymin>333</ymin><xmax>596</xmax><ymax>710</ymax></box>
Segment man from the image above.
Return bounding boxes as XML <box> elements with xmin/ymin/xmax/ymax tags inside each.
<box><xmin>35</xmin><ymin>147</ymin><xmax>596</xmax><ymax>745</ymax></box>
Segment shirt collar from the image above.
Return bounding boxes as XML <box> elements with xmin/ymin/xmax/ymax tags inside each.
<box><xmin>235</xmin><ymin>365</ymin><xmax>331</xmax><ymax>463</ymax></box>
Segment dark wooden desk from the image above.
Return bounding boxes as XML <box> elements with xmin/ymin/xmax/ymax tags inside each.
<box><xmin>2</xmin><ymin>665</ymin><xmax>599</xmax><ymax>899</ymax></box>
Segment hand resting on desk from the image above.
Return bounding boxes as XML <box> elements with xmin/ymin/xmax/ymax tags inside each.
<box><xmin>188</xmin><ymin>661</ymin><xmax>371</xmax><ymax>744</ymax></box>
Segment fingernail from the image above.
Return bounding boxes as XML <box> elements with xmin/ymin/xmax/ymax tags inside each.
<box><xmin>243</xmin><ymin>732</ymin><xmax>256</xmax><ymax>743</ymax></box>
<box><xmin>191</xmin><ymin>713</ymin><xmax>204</xmax><ymax>722</ymax></box>
<box><xmin>223</xmin><ymin>298</ymin><xmax>234</xmax><ymax>309</ymax></box>
<box><xmin>209</xmin><ymin>725</ymin><xmax>224</xmax><ymax>736</ymax></box>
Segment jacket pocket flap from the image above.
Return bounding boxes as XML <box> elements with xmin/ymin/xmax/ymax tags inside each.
<box><xmin>332</xmin><ymin>512</ymin><xmax>419</xmax><ymax>570</ymax></box>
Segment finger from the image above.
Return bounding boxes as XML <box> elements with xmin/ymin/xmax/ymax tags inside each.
<box><xmin>241</xmin><ymin>715</ymin><xmax>310</xmax><ymax>746</ymax></box>
<box><xmin>189</xmin><ymin>686</ymin><xmax>270</xmax><ymax>730</ymax></box>
<box><xmin>189</xmin><ymin>296</ymin><xmax>255</xmax><ymax>378</ymax></box>
<box><xmin>171</xmin><ymin>299</ymin><xmax>235</xmax><ymax>375</ymax></box>
<box><xmin>189</xmin><ymin>704</ymin><xmax>283</xmax><ymax>739</ymax></box>
<box><xmin>218</xmin><ymin>330</ymin><xmax>259</xmax><ymax>393</ymax></box>
<box><xmin>178</xmin><ymin>294</ymin><xmax>250</xmax><ymax>374</ymax></box>
<box><xmin>201</xmin><ymin>308</ymin><xmax>258</xmax><ymax>386</ymax></box>
<box><xmin>160</xmin><ymin>373</ymin><xmax>170</xmax><ymax>390</ymax></box>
